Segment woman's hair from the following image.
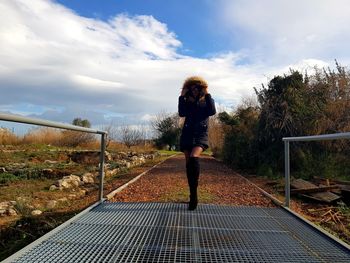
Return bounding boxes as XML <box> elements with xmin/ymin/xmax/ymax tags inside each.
<box><xmin>182</xmin><ymin>76</ymin><xmax>208</xmax><ymax>91</ymax></box>
<box><xmin>182</xmin><ymin>76</ymin><xmax>208</xmax><ymax>101</ymax></box>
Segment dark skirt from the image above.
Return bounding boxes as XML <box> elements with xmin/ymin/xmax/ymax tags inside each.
<box><xmin>179</xmin><ymin>128</ymin><xmax>209</xmax><ymax>152</ymax></box>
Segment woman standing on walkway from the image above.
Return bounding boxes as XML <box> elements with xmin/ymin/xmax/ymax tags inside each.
<box><xmin>178</xmin><ymin>76</ymin><xmax>216</xmax><ymax>210</ymax></box>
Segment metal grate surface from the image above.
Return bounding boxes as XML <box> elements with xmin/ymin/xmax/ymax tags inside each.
<box><xmin>7</xmin><ymin>202</ymin><xmax>350</xmax><ymax>262</ymax></box>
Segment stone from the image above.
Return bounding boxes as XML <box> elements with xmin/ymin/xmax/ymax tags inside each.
<box><xmin>58</xmin><ymin>197</ymin><xmax>68</xmax><ymax>203</ymax></box>
<box><xmin>0</xmin><ymin>201</ymin><xmax>8</xmax><ymax>210</ymax></box>
<box><xmin>49</xmin><ymin>185</ymin><xmax>58</xmax><ymax>191</ymax></box>
<box><xmin>0</xmin><ymin>167</ymin><xmax>6</xmax><ymax>173</ymax></box>
<box><xmin>105</xmin><ymin>151</ymin><xmax>112</xmax><ymax>161</ymax></box>
<box><xmin>78</xmin><ymin>189</ymin><xmax>87</xmax><ymax>196</ymax></box>
<box><xmin>118</xmin><ymin>152</ymin><xmax>128</xmax><ymax>158</ymax></box>
<box><xmin>46</xmin><ymin>200</ymin><xmax>57</xmax><ymax>209</ymax></box>
<box><xmin>57</xmin><ymin>175</ymin><xmax>83</xmax><ymax>189</ymax></box>
<box><xmin>31</xmin><ymin>210</ymin><xmax>42</xmax><ymax>216</ymax></box>
<box><xmin>0</xmin><ymin>209</ymin><xmax>7</xmax><ymax>216</ymax></box>
<box><xmin>8</xmin><ymin>208</ymin><xmax>18</xmax><ymax>216</ymax></box>
<box><xmin>68</xmin><ymin>194</ymin><xmax>77</xmax><ymax>199</ymax></box>
<box><xmin>125</xmin><ymin>162</ymin><xmax>131</xmax><ymax>169</ymax></box>
<box><xmin>44</xmin><ymin>160</ymin><xmax>57</xmax><ymax>164</ymax></box>
<box><xmin>82</xmin><ymin>173</ymin><xmax>95</xmax><ymax>184</ymax></box>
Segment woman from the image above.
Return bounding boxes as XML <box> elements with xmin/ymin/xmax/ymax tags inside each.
<box><xmin>178</xmin><ymin>76</ymin><xmax>216</xmax><ymax>210</ymax></box>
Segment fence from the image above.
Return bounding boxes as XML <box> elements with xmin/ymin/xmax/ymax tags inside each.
<box><xmin>283</xmin><ymin>132</ymin><xmax>350</xmax><ymax>207</ymax></box>
<box><xmin>0</xmin><ymin>113</ymin><xmax>107</xmax><ymax>202</ymax></box>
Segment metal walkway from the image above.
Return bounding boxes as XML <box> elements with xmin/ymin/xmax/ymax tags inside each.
<box><xmin>4</xmin><ymin>202</ymin><xmax>350</xmax><ymax>262</ymax></box>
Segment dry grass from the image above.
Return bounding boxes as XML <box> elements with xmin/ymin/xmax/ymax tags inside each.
<box><xmin>1</xmin><ymin>127</ymin><xmax>156</xmax><ymax>150</ymax></box>
<box><xmin>0</xmin><ymin>129</ymin><xmax>20</xmax><ymax>145</ymax></box>
<box><xmin>22</xmin><ymin>128</ymin><xmax>62</xmax><ymax>145</ymax></box>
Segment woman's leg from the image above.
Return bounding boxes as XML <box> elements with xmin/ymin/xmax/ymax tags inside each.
<box><xmin>190</xmin><ymin>146</ymin><xmax>203</xmax><ymax>157</ymax></box>
<box><xmin>187</xmin><ymin>146</ymin><xmax>203</xmax><ymax>210</ymax></box>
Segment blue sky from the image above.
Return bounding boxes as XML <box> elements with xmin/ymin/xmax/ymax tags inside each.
<box><xmin>56</xmin><ymin>0</ymin><xmax>229</xmax><ymax>57</ymax></box>
<box><xmin>1</xmin><ymin>0</ymin><xmax>350</xmax><ymax>133</ymax></box>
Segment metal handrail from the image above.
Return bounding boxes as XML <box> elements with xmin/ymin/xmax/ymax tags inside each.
<box><xmin>0</xmin><ymin>113</ymin><xmax>107</xmax><ymax>202</ymax></box>
<box><xmin>282</xmin><ymin>132</ymin><xmax>350</xmax><ymax>207</ymax></box>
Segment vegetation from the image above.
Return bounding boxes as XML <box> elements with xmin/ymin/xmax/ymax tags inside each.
<box><xmin>218</xmin><ymin>62</ymin><xmax>350</xmax><ymax>179</ymax></box>
<box><xmin>152</xmin><ymin>112</ymin><xmax>181</xmax><ymax>150</ymax></box>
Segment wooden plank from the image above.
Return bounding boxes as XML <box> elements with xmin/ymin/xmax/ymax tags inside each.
<box><xmin>306</xmin><ymin>191</ymin><xmax>341</xmax><ymax>203</ymax></box>
<box><xmin>290</xmin><ymin>185</ymin><xmax>339</xmax><ymax>194</ymax></box>
<box><xmin>291</xmin><ymin>178</ymin><xmax>317</xmax><ymax>189</ymax></box>
<box><xmin>291</xmin><ymin>178</ymin><xmax>341</xmax><ymax>203</ymax></box>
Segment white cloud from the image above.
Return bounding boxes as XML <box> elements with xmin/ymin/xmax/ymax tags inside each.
<box><xmin>0</xmin><ymin>0</ymin><xmax>346</xmax><ymax>128</ymax></box>
<box><xmin>217</xmin><ymin>0</ymin><xmax>350</xmax><ymax>64</ymax></box>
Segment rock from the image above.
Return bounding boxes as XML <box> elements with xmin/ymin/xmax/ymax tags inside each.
<box><xmin>0</xmin><ymin>167</ymin><xmax>6</xmax><ymax>173</ymax></box>
<box><xmin>82</xmin><ymin>173</ymin><xmax>95</xmax><ymax>184</ymax></box>
<box><xmin>0</xmin><ymin>201</ymin><xmax>8</xmax><ymax>210</ymax></box>
<box><xmin>68</xmin><ymin>194</ymin><xmax>77</xmax><ymax>199</ymax></box>
<box><xmin>125</xmin><ymin>162</ymin><xmax>131</xmax><ymax>169</ymax></box>
<box><xmin>46</xmin><ymin>200</ymin><xmax>57</xmax><ymax>209</ymax></box>
<box><xmin>8</xmin><ymin>208</ymin><xmax>18</xmax><ymax>216</ymax></box>
<box><xmin>49</xmin><ymin>185</ymin><xmax>58</xmax><ymax>191</ymax></box>
<box><xmin>44</xmin><ymin>160</ymin><xmax>57</xmax><ymax>164</ymax></box>
<box><xmin>0</xmin><ymin>209</ymin><xmax>7</xmax><ymax>216</ymax></box>
<box><xmin>109</xmin><ymin>168</ymin><xmax>120</xmax><ymax>176</ymax></box>
<box><xmin>118</xmin><ymin>152</ymin><xmax>128</xmax><ymax>158</ymax></box>
<box><xmin>105</xmin><ymin>151</ymin><xmax>112</xmax><ymax>161</ymax></box>
<box><xmin>58</xmin><ymin>197</ymin><xmax>68</xmax><ymax>203</ymax></box>
<box><xmin>31</xmin><ymin>210</ymin><xmax>42</xmax><ymax>216</ymax></box>
<box><xmin>57</xmin><ymin>175</ymin><xmax>83</xmax><ymax>189</ymax></box>
<box><xmin>9</xmin><ymin>200</ymin><xmax>17</xmax><ymax>206</ymax></box>
<box><xmin>78</xmin><ymin>189</ymin><xmax>86</xmax><ymax>196</ymax></box>
<box><xmin>131</xmin><ymin>156</ymin><xmax>139</xmax><ymax>161</ymax></box>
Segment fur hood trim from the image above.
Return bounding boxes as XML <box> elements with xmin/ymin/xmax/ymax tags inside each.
<box><xmin>182</xmin><ymin>76</ymin><xmax>208</xmax><ymax>91</ymax></box>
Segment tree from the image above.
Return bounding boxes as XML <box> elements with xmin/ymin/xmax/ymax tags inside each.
<box><xmin>152</xmin><ymin>112</ymin><xmax>181</xmax><ymax>150</ymax></box>
<box><xmin>72</xmin><ymin>118</ymin><xmax>91</xmax><ymax>128</ymax></box>
<box><xmin>120</xmin><ymin>125</ymin><xmax>145</xmax><ymax>148</ymax></box>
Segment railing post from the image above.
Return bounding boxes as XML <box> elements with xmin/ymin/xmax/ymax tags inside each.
<box><xmin>284</xmin><ymin>140</ymin><xmax>290</xmax><ymax>207</ymax></box>
<box><xmin>98</xmin><ymin>133</ymin><xmax>106</xmax><ymax>202</ymax></box>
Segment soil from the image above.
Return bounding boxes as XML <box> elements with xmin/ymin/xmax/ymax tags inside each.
<box><xmin>111</xmin><ymin>154</ymin><xmax>275</xmax><ymax>207</ymax></box>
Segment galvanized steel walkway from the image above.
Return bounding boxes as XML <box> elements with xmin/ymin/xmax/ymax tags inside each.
<box><xmin>5</xmin><ymin>202</ymin><xmax>350</xmax><ymax>262</ymax></box>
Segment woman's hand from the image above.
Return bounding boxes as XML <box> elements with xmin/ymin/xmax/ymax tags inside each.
<box><xmin>202</xmin><ymin>87</ymin><xmax>208</xmax><ymax>95</ymax></box>
<box><xmin>181</xmin><ymin>87</ymin><xmax>188</xmax><ymax>96</ymax></box>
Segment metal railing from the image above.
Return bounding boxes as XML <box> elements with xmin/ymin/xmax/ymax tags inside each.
<box><xmin>283</xmin><ymin>132</ymin><xmax>350</xmax><ymax>207</ymax></box>
<box><xmin>0</xmin><ymin>113</ymin><xmax>107</xmax><ymax>202</ymax></box>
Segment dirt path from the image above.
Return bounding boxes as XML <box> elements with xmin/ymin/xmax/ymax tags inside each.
<box><xmin>111</xmin><ymin>154</ymin><xmax>275</xmax><ymax>207</ymax></box>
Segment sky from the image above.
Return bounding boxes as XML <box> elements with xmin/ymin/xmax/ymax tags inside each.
<box><xmin>1</xmin><ymin>0</ymin><xmax>350</xmax><ymax>132</ymax></box>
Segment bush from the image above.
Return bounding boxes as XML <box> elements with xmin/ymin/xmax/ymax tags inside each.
<box><xmin>0</xmin><ymin>173</ymin><xmax>20</xmax><ymax>184</ymax></box>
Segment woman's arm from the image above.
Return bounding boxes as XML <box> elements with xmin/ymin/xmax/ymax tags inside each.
<box><xmin>178</xmin><ymin>96</ymin><xmax>188</xmax><ymax>117</ymax></box>
<box><xmin>205</xmin><ymin>94</ymin><xmax>216</xmax><ymax>116</ymax></box>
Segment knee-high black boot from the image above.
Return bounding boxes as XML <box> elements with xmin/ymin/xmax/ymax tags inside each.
<box><xmin>188</xmin><ymin>157</ymin><xmax>200</xmax><ymax>210</ymax></box>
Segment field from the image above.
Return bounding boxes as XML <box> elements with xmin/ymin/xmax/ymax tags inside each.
<box><xmin>0</xmin><ymin>144</ymin><xmax>174</xmax><ymax>260</ymax></box>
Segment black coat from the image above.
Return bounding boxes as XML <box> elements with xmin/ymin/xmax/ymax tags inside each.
<box><xmin>178</xmin><ymin>93</ymin><xmax>216</xmax><ymax>151</ymax></box>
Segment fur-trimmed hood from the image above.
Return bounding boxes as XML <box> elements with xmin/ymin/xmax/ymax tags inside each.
<box><xmin>182</xmin><ymin>76</ymin><xmax>208</xmax><ymax>91</ymax></box>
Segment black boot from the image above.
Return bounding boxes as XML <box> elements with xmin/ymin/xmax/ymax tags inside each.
<box><xmin>188</xmin><ymin>157</ymin><xmax>199</xmax><ymax>210</ymax></box>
